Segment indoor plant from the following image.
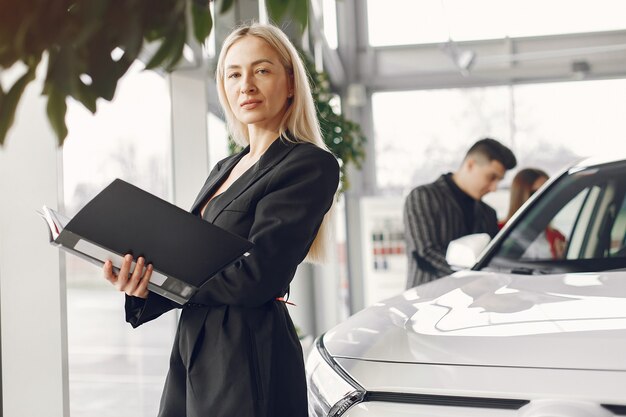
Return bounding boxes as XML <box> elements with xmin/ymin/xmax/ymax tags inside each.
<box><xmin>0</xmin><ymin>0</ymin><xmax>308</xmax><ymax>145</ymax></box>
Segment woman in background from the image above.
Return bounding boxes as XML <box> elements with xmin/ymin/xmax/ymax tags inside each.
<box><xmin>103</xmin><ymin>23</ymin><xmax>339</xmax><ymax>417</ymax></box>
<box><xmin>501</xmin><ymin>168</ymin><xmax>565</xmax><ymax>259</ymax></box>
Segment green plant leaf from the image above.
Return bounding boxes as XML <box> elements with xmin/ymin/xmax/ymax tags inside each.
<box><xmin>72</xmin><ymin>30</ymin><xmax>124</xmax><ymax>103</ymax></box>
<box><xmin>290</xmin><ymin>0</ymin><xmax>308</xmax><ymax>31</ymax></box>
<box><xmin>72</xmin><ymin>82</ymin><xmax>98</xmax><ymax>114</ymax></box>
<box><xmin>116</xmin><ymin>5</ymin><xmax>144</xmax><ymax>57</ymax></box>
<box><xmin>298</xmin><ymin>48</ymin><xmax>366</xmax><ymax>192</ymax></box>
<box><xmin>13</xmin><ymin>11</ymin><xmax>36</xmax><ymax>59</ymax></box>
<box><xmin>145</xmin><ymin>30</ymin><xmax>181</xmax><ymax>70</ymax></box>
<box><xmin>46</xmin><ymin>84</ymin><xmax>68</xmax><ymax>146</ymax></box>
<box><xmin>219</xmin><ymin>0</ymin><xmax>235</xmax><ymax>14</ymax></box>
<box><xmin>69</xmin><ymin>0</ymin><xmax>108</xmax><ymax>48</ymax></box>
<box><xmin>165</xmin><ymin>24</ymin><xmax>187</xmax><ymax>71</ymax></box>
<box><xmin>191</xmin><ymin>0</ymin><xmax>213</xmax><ymax>44</ymax></box>
<box><xmin>266</xmin><ymin>0</ymin><xmax>289</xmax><ymax>23</ymax></box>
<box><xmin>87</xmin><ymin>53</ymin><xmax>122</xmax><ymax>101</ymax></box>
<box><xmin>44</xmin><ymin>47</ymin><xmax>76</xmax><ymax>97</ymax></box>
<box><xmin>0</xmin><ymin>64</ymin><xmax>37</xmax><ymax>146</ymax></box>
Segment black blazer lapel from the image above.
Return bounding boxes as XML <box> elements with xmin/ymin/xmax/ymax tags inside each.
<box><xmin>204</xmin><ymin>139</ymin><xmax>298</xmax><ymax>223</ymax></box>
<box><xmin>190</xmin><ymin>151</ymin><xmax>247</xmax><ymax>214</ymax></box>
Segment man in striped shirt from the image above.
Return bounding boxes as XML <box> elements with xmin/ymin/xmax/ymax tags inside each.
<box><xmin>404</xmin><ymin>138</ymin><xmax>517</xmax><ymax>288</ymax></box>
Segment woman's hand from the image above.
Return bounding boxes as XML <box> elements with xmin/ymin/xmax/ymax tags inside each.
<box><xmin>103</xmin><ymin>254</ymin><xmax>152</xmax><ymax>299</ymax></box>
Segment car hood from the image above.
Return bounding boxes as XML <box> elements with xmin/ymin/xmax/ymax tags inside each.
<box><xmin>324</xmin><ymin>270</ymin><xmax>626</xmax><ymax>371</ymax></box>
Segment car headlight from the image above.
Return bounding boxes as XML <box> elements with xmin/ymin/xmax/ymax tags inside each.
<box><xmin>306</xmin><ymin>335</ymin><xmax>366</xmax><ymax>417</ymax></box>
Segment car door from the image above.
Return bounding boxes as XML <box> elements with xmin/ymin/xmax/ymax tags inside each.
<box><xmin>480</xmin><ymin>161</ymin><xmax>626</xmax><ymax>274</ymax></box>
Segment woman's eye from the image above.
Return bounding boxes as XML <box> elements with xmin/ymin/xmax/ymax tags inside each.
<box><xmin>256</xmin><ymin>68</ymin><xmax>269</xmax><ymax>74</ymax></box>
<box><xmin>227</xmin><ymin>73</ymin><xmax>240</xmax><ymax>79</ymax></box>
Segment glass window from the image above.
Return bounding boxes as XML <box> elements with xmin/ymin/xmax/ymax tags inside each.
<box><xmin>552</xmin><ymin>189</ymin><xmax>590</xmax><ymax>254</ymax></box>
<box><xmin>373</xmin><ymin>79</ymin><xmax>626</xmax><ymax>219</ymax></box>
<box><xmin>367</xmin><ymin>0</ymin><xmax>448</xmax><ymax>46</ymax></box>
<box><xmin>63</xmin><ymin>64</ymin><xmax>172</xmax><ymax>211</ymax></box>
<box><xmin>322</xmin><ymin>0</ymin><xmax>338</xmax><ymax>49</ymax></box>
<box><xmin>373</xmin><ymin>86</ymin><xmax>511</xmax><ymax>194</ymax></box>
<box><xmin>367</xmin><ymin>0</ymin><xmax>626</xmax><ymax>47</ymax></box>
<box><xmin>63</xmin><ymin>62</ymin><xmax>176</xmax><ymax>417</ymax></box>
<box><xmin>513</xmin><ymin>80</ymin><xmax>626</xmax><ymax>166</ymax></box>
<box><xmin>520</xmin><ymin>187</ymin><xmax>589</xmax><ymax>261</ymax></box>
<box><xmin>484</xmin><ymin>162</ymin><xmax>626</xmax><ymax>273</ymax></box>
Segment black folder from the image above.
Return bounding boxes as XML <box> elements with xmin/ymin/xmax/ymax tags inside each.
<box><xmin>41</xmin><ymin>179</ymin><xmax>253</xmax><ymax>304</ymax></box>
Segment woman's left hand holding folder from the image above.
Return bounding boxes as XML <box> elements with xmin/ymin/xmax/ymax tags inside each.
<box><xmin>103</xmin><ymin>254</ymin><xmax>152</xmax><ymax>299</ymax></box>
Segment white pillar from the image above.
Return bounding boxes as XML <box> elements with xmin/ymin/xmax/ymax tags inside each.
<box><xmin>0</xmin><ymin>65</ymin><xmax>69</xmax><ymax>417</ymax></box>
<box><xmin>312</xmin><ymin>215</ymin><xmax>343</xmax><ymax>335</ymax></box>
<box><xmin>169</xmin><ymin>71</ymin><xmax>211</xmax><ymax>209</ymax></box>
<box><xmin>288</xmin><ymin>265</ymin><xmax>316</xmax><ymax>340</ymax></box>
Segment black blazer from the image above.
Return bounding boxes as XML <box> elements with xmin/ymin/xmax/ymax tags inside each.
<box><xmin>403</xmin><ymin>175</ymin><xmax>498</xmax><ymax>288</ymax></box>
<box><xmin>124</xmin><ymin>138</ymin><xmax>339</xmax><ymax>417</ymax></box>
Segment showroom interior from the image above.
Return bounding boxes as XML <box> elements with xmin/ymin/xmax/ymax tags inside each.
<box><xmin>2</xmin><ymin>0</ymin><xmax>626</xmax><ymax>416</ymax></box>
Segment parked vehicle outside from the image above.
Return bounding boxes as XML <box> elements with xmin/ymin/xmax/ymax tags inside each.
<box><xmin>307</xmin><ymin>155</ymin><xmax>626</xmax><ymax>417</ymax></box>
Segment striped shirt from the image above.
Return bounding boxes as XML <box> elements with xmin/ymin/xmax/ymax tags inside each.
<box><xmin>403</xmin><ymin>175</ymin><xmax>499</xmax><ymax>288</ymax></box>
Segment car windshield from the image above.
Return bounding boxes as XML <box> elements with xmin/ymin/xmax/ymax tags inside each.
<box><xmin>482</xmin><ymin>161</ymin><xmax>626</xmax><ymax>275</ymax></box>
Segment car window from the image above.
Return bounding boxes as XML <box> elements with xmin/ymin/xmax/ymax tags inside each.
<box><xmin>564</xmin><ymin>186</ymin><xmax>601</xmax><ymax>260</ymax></box>
<box><xmin>520</xmin><ymin>187</ymin><xmax>589</xmax><ymax>261</ymax></box>
<box><xmin>482</xmin><ymin>162</ymin><xmax>626</xmax><ymax>274</ymax></box>
<box><xmin>609</xmin><ymin>197</ymin><xmax>626</xmax><ymax>257</ymax></box>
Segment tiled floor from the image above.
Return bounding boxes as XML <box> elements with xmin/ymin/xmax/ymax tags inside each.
<box><xmin>67</xmin><ymin>288</ymin><xmax>178</xmax><ymax>417</ymax></box>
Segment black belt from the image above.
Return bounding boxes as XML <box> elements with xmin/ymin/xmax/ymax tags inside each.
<box><xmin>184</xmin><ymin>297</ymin><xmax>294</xmax><ymax>309</ymax></box>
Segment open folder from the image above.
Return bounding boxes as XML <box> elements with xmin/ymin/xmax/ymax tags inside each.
<box><xmin>40</xmin><ymin>178</ymin><xmax>253</xmax><ymax>305</ymax></box>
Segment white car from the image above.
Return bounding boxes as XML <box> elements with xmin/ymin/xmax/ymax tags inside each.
<box><xmin>306</xmin><ymin>155</ymin><xmax>626</xmax><ymax>417</ymax></box>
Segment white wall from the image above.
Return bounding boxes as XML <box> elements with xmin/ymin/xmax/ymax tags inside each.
<box><xmin>0</xmin><ymin>64</ymin><xmax>69</xmax><ymax>417</ymax></box>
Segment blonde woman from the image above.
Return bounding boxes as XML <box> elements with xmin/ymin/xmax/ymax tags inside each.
<box><xmin>104</xmin><ymin>23</ymin><xmax>339</xmax><ymax>417</ymax></box>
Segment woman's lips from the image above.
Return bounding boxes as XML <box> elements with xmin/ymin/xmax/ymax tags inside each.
<box><xmin>241</xmin><ymin>100</ymin><xmax>262</xmax><ymax>110</ymax></box>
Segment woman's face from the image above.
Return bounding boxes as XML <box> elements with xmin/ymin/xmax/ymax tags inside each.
<box><xmin>223</xmin><ymin>35</ymin><xmax>292</xmax><ymax>132</ymax></box>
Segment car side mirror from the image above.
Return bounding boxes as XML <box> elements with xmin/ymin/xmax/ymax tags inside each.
<box><xmin>446</xmin><ymin>233</ymin><xmax>491</xmax><ymax>269</ymax></box>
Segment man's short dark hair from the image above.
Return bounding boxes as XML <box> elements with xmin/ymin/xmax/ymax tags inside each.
<box><xmin>466</xmin><ymin>138</ymin><xmax>517</xmax><ymax>170</ymax></box>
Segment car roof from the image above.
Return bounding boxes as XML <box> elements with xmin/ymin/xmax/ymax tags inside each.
<box><xmin>571</xmin><ymin>154</ymin><xmax>626</xmax><ymax>170</ymax></box>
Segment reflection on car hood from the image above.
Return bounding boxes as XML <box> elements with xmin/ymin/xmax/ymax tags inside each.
<box><xmin>324</xmin><ymin>270</ymin><xmax>626</xmax><ymax>371</ymax></box>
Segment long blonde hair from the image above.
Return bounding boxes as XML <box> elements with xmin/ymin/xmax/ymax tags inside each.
<box><xmin>215</xmin><ymin>22</ymin><xmax>334</xmax><ymax>263</ymax></box>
